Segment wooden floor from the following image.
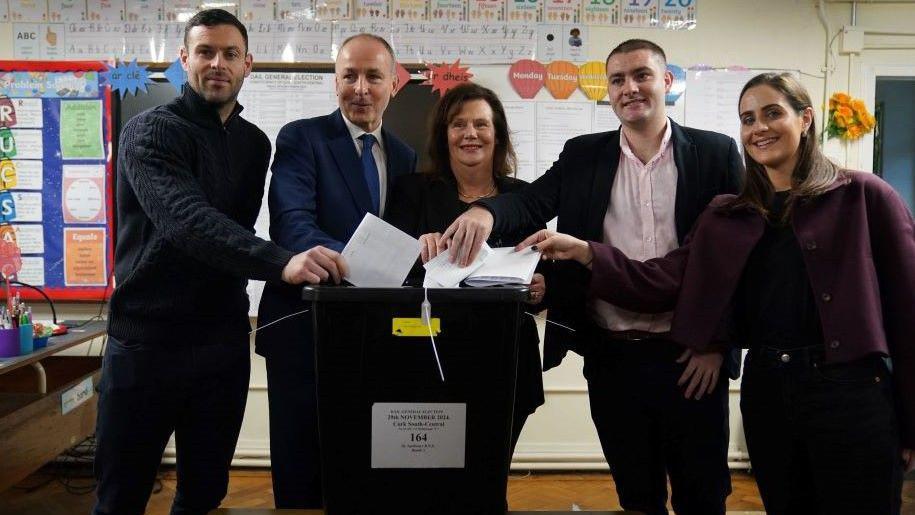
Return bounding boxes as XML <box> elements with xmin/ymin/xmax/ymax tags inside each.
<box><xmin>2</xmin><ymin>467</ymin><xmax>914</xmax><ymax>514</ymax></box>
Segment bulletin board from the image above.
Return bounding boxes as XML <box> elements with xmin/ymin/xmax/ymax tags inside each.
<box><xmin>0</xmin><ymin>60</ymin><xmax>114</xmax><ymax>301</ymax></box>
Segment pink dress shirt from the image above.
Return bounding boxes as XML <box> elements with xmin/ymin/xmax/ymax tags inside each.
<box><xmin>590</xmin><ymin>119</ymin><xmax>678</xmax><ymax>333</ymax></box>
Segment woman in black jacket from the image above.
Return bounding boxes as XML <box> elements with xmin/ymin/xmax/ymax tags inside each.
<box><xmin>385</xmin><ymin>83</ymin><xmax>545</xmax><ymax>456</ymax></box>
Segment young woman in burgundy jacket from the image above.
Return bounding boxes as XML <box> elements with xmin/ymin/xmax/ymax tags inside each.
<box><xmin>521</xmin><ymin>73</ymin><xmax>914</xmax><ymax>515</ymax></box>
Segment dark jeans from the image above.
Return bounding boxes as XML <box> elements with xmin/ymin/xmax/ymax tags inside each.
<box><xmin>741</xmin><ymin>350</ymin><xmax>903</xmax><ymax>515</ymax></box>
<box><xmin>93</xmin><ymin>335</ymin><xmax>250</xmax><ymax>515</ymax></box>
<box><xmin>584</xmin><ymin>339</ymin><xmax>731</xmax><ymax>515</ymax></box>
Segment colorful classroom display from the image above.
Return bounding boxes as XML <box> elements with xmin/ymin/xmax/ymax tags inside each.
<box><xmin>0</xmin><ymin>61</ymin><xmax>114</xmax><ymax>301</ymax></box>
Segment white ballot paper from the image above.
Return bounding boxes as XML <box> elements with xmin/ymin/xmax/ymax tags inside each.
<box><xmin>422</xmin><ymin>243</ymin><xmax>493</xmax><ymax>288</ymax></box>
<box><xmin>342</xmin><ymin>214</ymin><xmax>421</xmax><ymax>287</ymax></box>
<box><xmin>465</xmin><ymin>246</ymin><xmax>541</xmax><ymax>287</ymax></box>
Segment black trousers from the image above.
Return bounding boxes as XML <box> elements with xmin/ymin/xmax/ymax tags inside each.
<box><xmin>584</xmin><ymin>338</ymin><xmax>731</xmax><ymax>515</ymax></box>
<box><xmin>93</xmin><ymin>335</ymin><xmax>250</xmax><ymax>515</ymax></box>
<box><xmin>741</xmin><ymin>350</ymin><xmax>903</xmax><ymax>515</ymax></box>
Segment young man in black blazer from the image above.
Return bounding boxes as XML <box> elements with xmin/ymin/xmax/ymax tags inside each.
<box><xmin>441</xmin><ymin>40</ymin><xmax>743</xmax><ymax>515</ymax></box>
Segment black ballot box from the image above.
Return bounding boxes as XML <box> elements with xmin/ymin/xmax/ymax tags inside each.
<box><xmin>302</xmin><ymin>286</ymin><xmax>529</xmax><ymax>515</ymax></box>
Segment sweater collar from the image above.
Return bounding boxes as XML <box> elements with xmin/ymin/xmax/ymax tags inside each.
<box><xmin>177</xmin><ymin>83</ymin><xmax>244</xmax><ymax>129</ymax></box>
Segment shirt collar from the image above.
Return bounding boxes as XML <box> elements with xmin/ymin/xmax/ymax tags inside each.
<box><xmin>619</xmin><ymin>117</ymin><xmax>672</xmax><ymax>164</ymax></box>
<box><xmin>342</xmin><ymin>114</ymin><xmax>384</xmax><ymax>148</ymax></box>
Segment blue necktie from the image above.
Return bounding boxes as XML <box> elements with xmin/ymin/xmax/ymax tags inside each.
<box><xmin>359</xmin><ymin>133</ymin><xmax>380</xmax><ymax>215</ymax></box>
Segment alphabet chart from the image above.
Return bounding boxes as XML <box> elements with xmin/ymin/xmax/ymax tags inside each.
<box><xmin>0</xmin><ymin>61</ymin><xmax>113</xmax><ymax>301</ymax></box>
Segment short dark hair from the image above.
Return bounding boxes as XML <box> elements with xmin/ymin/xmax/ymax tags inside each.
<box><xmin>184</xmin><ymin>9</ymin><xmax>248</xmax><ymax>52</ymax></box>
<box><xmin>606</xmin><ymin>39</ymin><xmax>667</xmax><ymax>69</ymax></box>
<box><xmin>338</xmin><ymin>33</ymin><xmax>397</xmax><ymax>72</ymax></box>
<box><xmin>426</xmin><ymin>83</ymin><xmax>516</xmax><ymax>180</ymax></box>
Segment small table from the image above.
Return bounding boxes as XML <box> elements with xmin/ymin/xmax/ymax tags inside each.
<box><xmin>0</xmin><ymin>320</ymin><xmax>107</xmax><ymax>391</ymax></box>
<box><xmin>0</xmin><ymin>320</ymin><xmax>107</xmax><ymax>491</ymax></box>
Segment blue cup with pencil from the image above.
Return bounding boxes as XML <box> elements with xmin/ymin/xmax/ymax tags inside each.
<box><xmin>1</xmin><ymin>298</ymin><xmax>35</xmax><ymax>356</ymax></box>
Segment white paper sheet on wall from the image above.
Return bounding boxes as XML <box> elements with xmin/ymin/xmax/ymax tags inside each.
<box><xmin>237</xmin><ymin>72</ymin><xmax>338</xmax><ymax>315</ymax></box>
<box><xmin>683</xmin><ymin>69</ymin><xmax>755</xmax><ymax>149</ymax></box>
<box><xmin>592</xmin><ymin>101</ymin><xmax>620</xmax><ymax>133</ymax></box>
<box><xmin>536</xmin><ymin>101</ymin><xmax>593</xmax><ymax>174</ymax></box>
<box><xmin>48</xmin><ymin>0</ymin><xmax>86</xmax><ymax>22</ymax></box>
<box><xmin>9</xmin><ymin>0</ymin><xmax>47</xmax><ymax>22</ymax></box>
<box><xmin>502</xmin><ymin>100</ymin><xmax>537</xmax><ymax>182</ymax></box>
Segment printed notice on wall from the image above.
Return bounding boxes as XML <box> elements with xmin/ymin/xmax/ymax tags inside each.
<box><xmin>10</xmin><ymin>191</ymin><xmax>42</xmax><ymax>222</ymax></box>
<box><xmin>62</xmin><ymin>164</ymin><xmax>106</xmax><ymax>223</ymax></box>
<box><xmin>8</xmin><ymin>129</ymin><xmax>43</xmax><ymax>159</ymax></box>
<box><xmin>12</xmin><ymin>224</ymin><xmax>44</xmax><ymax>254</ymax></box>
<box><xmin>371</xmin><ymin>402</ymin><xmax>466</xmax><ymax>469</ymax></box>
<box><xmin>18</xmin><ymin>256</ymin><xmax>45</xmax><ymax>285</ymax></box>
<box><xmin>64</xmin><ymin>227</ymin><xmax>107</xmax><ymax>286</ymax></box>
<box><xmin>8</xmin><ymin>98</ymin><xmax>44</xmax><ymax>128</ymax></box>
<box><xmin>60</xmin><ymin>99</ymin><xmax>104</xmax><ymax>160</ymax></box>
<box><xmin>502</xmin><ymin>101</ymin><xmax>537</xmax><ymax>182</ymax></box>
<box><xmin>430</xmin><ymin>0</ymin><xmax>465</xmax><ymax>21</ymax></box>
<box><xmin>9</xmin><ymin>0</ymin><xmax>48</xmax><ymax>22</ymax></box>
<box><xmin>125</xmin><ymin>0</ymin><xmax>162</xmax><ymax>21</ymax></box>
<box><xmin>9</xmin><ymin>160</ymin><xmax>42</xmax><ymax>190</ymax></box>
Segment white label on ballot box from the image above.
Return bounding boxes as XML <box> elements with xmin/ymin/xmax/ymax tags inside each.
<box><xmin>371</xmin><ymin>402</ymin><xmax>466</xmax><ymax>469</ymax></box>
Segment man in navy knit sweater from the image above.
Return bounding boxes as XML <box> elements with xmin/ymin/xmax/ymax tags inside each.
<box><xmin>92</xmin><ymin>9</ymin><xmax>343</xmax><ymax>515</ymax></box>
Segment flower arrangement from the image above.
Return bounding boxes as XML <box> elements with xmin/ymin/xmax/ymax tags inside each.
<box><xmin>826</xmin><ymin>92</ymin><xmax>876</xmax><ymax>140</ymax></box>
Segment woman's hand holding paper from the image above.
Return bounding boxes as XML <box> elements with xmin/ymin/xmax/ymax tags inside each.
<box><xmin>516</xmin><ymin>230</ymin><xmax>594</xmax><ymax>269</ymax></box>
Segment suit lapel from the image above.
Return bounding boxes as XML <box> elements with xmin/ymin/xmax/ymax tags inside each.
<box><xmin>584</xmin><ymin>131</ymin><xmax>621</xmax><ymax>241</ymax></box>
<box><xmin>381</xmin><ymin>127</ymin><xmax>407</xmax><ymax>181</ymax></box>
<box><xmin>671</xmin><ymin>121</ymin><xmax>698</xmax><ymax>244</ymax></box>
<box><xmin>327</xmin><ymin>109</ymin><xmax>374</xmax><ymax>215</ymax></box>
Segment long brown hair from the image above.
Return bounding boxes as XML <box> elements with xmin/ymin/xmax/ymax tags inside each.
<box><xmin>726</xmin><ymin>73</ymin><xmax>843</xmax><ymax>220</ymax></box>
<box><xmin>424</xmin><ymin>83</ymin><xmax>517</xmax><ymax>180</ymax></box>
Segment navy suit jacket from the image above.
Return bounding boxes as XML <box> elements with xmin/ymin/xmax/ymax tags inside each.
<box><xmin>479</xmin><ymin>120</ymin><xmax>744</xmax><ymax>374</ymax></box>
<box><xmin>255</xmin><ymin>109</ymin><xmax>416</xmax><ymax>357</ymax></box>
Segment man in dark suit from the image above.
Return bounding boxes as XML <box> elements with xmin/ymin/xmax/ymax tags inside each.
<box><xmin>255</xmin><ymin>34</ymin><xmax>417</xmax><ymax>508</ymax></box>
<box><xmin>441</xmin><ymin>40</ymin><xmax>743</xmax><ymax>515</ymax></box>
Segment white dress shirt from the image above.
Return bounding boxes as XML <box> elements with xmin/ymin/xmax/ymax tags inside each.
<box><xmin>342</xmin><ymin>115</ymin><xmax>389</xmax><ymax>216</ymax></box>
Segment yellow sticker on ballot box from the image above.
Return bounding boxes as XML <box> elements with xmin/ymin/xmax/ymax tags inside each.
<box><xmin>392</xmin><ymin>318</ymin><xmax>441</xmax><ymax>337</ymax></box>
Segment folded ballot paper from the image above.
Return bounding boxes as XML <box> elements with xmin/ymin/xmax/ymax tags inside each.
<box><xmin>423</xmin><ymin>244</ymin><xmax>541</xmax><ymax>288</ymax></box>
<box><xmin>342</xmin><ymin>214</ymin><xmax>421</xmax><ymax>287</ymax></box>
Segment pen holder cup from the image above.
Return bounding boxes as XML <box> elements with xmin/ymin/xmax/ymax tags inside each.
<box><xmin>0</xmin><ymin>327</ymin><xmax>19</xmax><ymax>357</ymax></box>
<box><xmin>19</xmin><ymin>324</ymin><xmax>33</xmax><ymax>355</ymax></box>
<box><xmin>33</xmin><ymin>335</ymin><xmax>49</xmax><ymax>350</ymax></box>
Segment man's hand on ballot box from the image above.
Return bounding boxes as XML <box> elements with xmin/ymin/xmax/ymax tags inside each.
<box><xmin>282</xmin><ymin>246</ymin><xmax>349</xmax><ymax>285</ymax></box>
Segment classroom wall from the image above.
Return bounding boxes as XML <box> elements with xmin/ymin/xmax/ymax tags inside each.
<box><xmin>11</xmin><ymin>0</ymin><xmax>915</xmax><ymax>470</ymax></box>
